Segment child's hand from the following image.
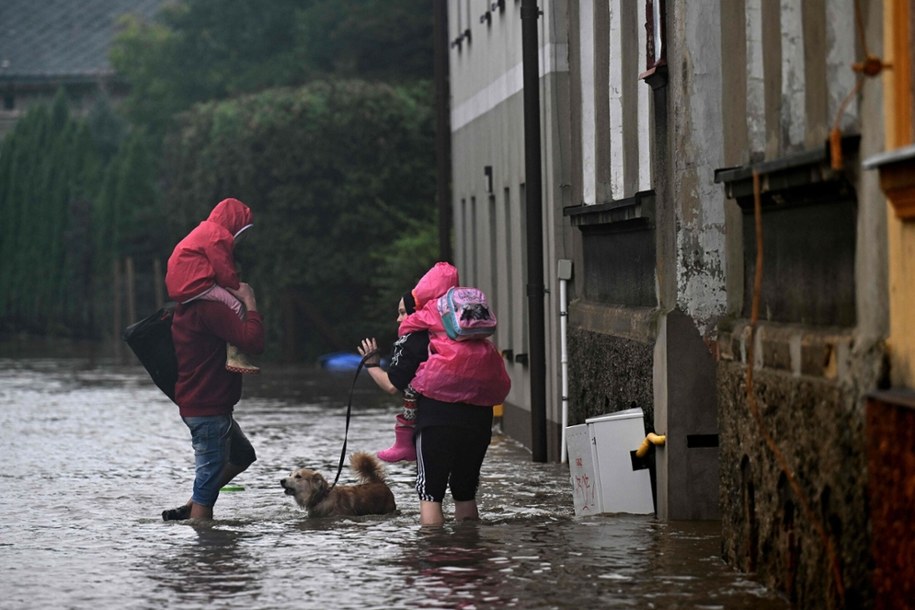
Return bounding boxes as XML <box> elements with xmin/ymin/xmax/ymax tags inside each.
<box><xmin>357</xmin><ymin>338</ymin><xmax>380</xmax><ymax>365</ymax></box>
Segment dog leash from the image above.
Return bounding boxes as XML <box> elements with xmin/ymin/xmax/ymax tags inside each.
<box><xmin>330</xmin><ymin>350</ymin><xmax>377</xmax><ymax>488</ymax></box>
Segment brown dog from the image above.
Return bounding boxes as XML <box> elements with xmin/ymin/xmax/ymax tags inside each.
<box><xmin>280</xmin><ymin>451</ymin><xmax>396</xmax><ymax>518</ymax></box>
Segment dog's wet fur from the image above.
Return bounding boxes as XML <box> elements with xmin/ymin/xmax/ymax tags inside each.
<box><xmin>280</xmin><ymin>451</ymin><xmax>396</xmax><ymax>518</ymax></box>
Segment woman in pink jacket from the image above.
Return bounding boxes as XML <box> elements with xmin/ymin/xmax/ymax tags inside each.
<box><xmin>165</xmin><ymin>197</ymin><xmax>259</xmax><ymax>374</ymax></box>
<box><xmin>397</xmin><ymin>262</ymin><xmax>511</xmax><ymax>526</ymax></box>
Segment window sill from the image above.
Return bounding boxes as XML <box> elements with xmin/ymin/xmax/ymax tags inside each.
<box><xmin>638</xmin><ymin>62</ymin><xmax>668</xmax><ymax>90</ymax></box>
<box><xmin>713</xmin><ymin>136</ymin><xmax>860</xmax><ymax>210</ymax></box>
<box><xmin>564</xmin><ymin>190</ymin><xmax>655</xmax><ymax>229</ymax></box>
<box><xmin>863</xmin><ymin>143</ymin><xmax>915</xmax><ymax>220</ymax></box>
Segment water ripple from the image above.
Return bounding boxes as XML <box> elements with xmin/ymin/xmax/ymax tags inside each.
<box><xmin>0</xmin><ymin>356</ymin><xmax>788</xmax><ymax>610</ymax></box>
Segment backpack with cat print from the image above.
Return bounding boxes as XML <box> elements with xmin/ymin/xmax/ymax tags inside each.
<box><xmin>437</xmin><ymin>286</ymin><xmax>497</xmax><ymax>341</ymax></box>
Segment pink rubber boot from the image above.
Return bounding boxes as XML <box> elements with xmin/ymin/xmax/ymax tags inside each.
<box><xmin>377</xmin><ymin>415</ymin><xmax>416</xmax><ymax>462</ymax></box>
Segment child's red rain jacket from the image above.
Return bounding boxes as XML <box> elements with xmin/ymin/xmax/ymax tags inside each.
<box><xmin>398</xmin><ymin>262</ymin><xmax>511</xmax><ymax>407</ymax></box>
<box><xmin>165</xmin><ymin>198</ymin><xmax>253</xmax><ymax>303</ymax></box>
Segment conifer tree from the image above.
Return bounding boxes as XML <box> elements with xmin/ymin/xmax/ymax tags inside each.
<box><xmin>8</xmin><ymin>105</ymin><xmax>51</xmax><ymax>326</ymax></box>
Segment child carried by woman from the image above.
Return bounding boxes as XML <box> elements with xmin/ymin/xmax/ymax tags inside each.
<box><xmin>398</xmin><ymin>262</ymin><xmax>510</xmax><ymax>526</ymax></box>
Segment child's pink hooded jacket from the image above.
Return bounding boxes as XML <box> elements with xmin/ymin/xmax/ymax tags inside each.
<box><xmin>166</xmin><ymin>198</ymin><xmax>253</xmax><ymax>303</ymax></box>
<box><xmin>398</xmin><ymin>262</ymin><xmax>511</xmax><ymax>407</ymax></box>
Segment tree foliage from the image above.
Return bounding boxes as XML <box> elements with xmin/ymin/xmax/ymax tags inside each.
<box><xmin>161</xmin><ymin>80</ymin><xmax>436</xmax><ymax>358</ymax></box>
<box><xmin>111</xmin><ymin>0</ymin><xmax>433</xmax><ymax>137</ymax></box>
<box><xmin>0</xmin><ymin>91</ymin><xmax>162</xmax><ymax>337</ymax></box>
<box><xmin>366</xmin><ymin>221</ymin><xmax>439</xmax><ymax>346</ymax></box>
<box><xmin>1</xmin><ymin>0</ymin><xmax>439</xmax><ymax>358</ymax></box>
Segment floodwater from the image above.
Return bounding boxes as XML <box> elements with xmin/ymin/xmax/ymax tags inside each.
<box><xmin>0</xmin><ymin>355</ymin><xmax>789</xmax><ymax>610</ymax></box>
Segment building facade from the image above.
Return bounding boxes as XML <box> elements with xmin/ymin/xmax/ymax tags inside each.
<box><xmin>447</xmin><ymin>0</ymin><xmax>574</xmax><ymax>452</ymax></box>
<box><xmin>860</xmin><ymin>1</ymin><xmax>915</xmax><ymax>606</ymax></box>
<box><xmin>448</xmin><ymin>0</ymin><xmax>913</xmax><ymax>606</ymax></box>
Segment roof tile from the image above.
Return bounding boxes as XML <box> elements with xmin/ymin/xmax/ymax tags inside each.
<box><xmin>0</xmin><ymin>0</ymin><xmax>167</xmax><ymax>81</ymax></box>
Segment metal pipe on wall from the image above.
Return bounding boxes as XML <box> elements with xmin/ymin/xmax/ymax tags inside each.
<box><xmin>433</xmin><ymin>0</ymin><xmax>452</xmax><ymax>262</ymax></box>
<box><xmin>558</xmin><ymin>259</ymin><xmax>572</xmax><ymax>462</ymax></box>
<box><xmin>521</xmin><ymin>0</ymin><xmax>547</xmax><ymax>462</ymax></box>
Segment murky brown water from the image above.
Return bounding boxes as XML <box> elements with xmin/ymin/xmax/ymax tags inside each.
<box><xmin>0</xmin><ymin>354</ymin><xmax>789</xmax><ymax>609</ymax></box>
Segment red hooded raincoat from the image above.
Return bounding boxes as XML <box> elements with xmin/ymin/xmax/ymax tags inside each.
<box><xmin>165</xmin><ymin>198</ymin><xmax>253</xmax><ymax>303</ymax></box>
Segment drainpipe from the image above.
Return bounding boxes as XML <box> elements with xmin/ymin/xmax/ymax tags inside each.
<box><xmin>558</xmin><ymin>260</ymin><xmax>573</xmax><ymax>462</ymax></box>
<box><xmin>521</xmin><ymin>0</ymin><xmax>547</xmax><ymax>462</ymax></box>
<box><xmin>433</xmin><ymin>0</ymin><xmax>452</xmax><ymax>261</ymax></box>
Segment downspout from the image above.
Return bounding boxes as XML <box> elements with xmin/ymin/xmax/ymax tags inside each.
<box><xmin>521</xmin><ymin>0</ymin><xmax>547</xmax><ymax>462</ymax></box>
<box><xmin>558</xmin><ymin>260</ymin><xmax>572</xmax><ymax>462</ymax></box>
<box><xmin>433</xmin><ymin>0</ymin><xmax>452</xmax><ymax>261</ymax></box>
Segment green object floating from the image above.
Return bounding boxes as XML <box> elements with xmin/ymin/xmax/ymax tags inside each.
<box><xmin>220</xmin><ymin>484</ymin><xmax>245</xmax><ymax>492</ymax></box>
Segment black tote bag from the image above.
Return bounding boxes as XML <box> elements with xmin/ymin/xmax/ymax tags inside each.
<box><xmin>123</xmin><ymin>303</ymin><xmax>178</xmax><ymax>404</ymax></box>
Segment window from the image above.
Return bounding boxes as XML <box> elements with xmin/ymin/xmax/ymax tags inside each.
<box><xmin>644</xmin><ymin>0</ymin><xmax>667</xmax><ymax>75</ymax></box>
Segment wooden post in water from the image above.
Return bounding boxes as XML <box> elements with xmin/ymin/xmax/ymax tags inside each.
<box><xmin>113</xmin><ymin>259</ymin><xmax>123</xmax><ymax>361</ymax></box>
<box><xmin>125</xmin><ymin>256</ymin><xmax>136</xmax><ymax>329</ymax></box>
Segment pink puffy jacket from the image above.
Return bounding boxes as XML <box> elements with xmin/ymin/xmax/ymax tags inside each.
<box><xmin>398</xmin><ymin>262</ymin><xmax>511</xmax><ymax>406</ymax></box>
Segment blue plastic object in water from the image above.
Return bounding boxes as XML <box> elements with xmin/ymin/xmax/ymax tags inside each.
<box><xmin>318</xmin><ymin>352</ymin><xmax>365</xmax><ymax>372</ymax></box>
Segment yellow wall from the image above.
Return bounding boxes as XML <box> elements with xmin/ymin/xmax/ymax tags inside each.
<box><xmin>888</xmin><ymin>221</ymin><xmax>915</xmax><ymax>387</ymax></box>
<box><xmin>884</xmin><ymin>0</ymin><xmax>915</xmax><ymax>387</ymax></box>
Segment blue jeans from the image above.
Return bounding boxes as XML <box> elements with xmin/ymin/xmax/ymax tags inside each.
<box><xmin>182</xmin><ymin>415</ymin><xmax>256</xmax><ymax>507</ymax></box>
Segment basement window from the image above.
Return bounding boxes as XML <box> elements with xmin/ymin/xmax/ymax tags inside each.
<box><xmin>564</xmin><ymin>190</ymin><xmax>657</xmax><ymax>307</ymax></box>
<box><xmin>714</xmin><ymin>136</ymin><xmax>860</xmax><ymax>327</ymax></box>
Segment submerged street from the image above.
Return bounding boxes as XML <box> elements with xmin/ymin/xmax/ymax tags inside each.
<box><xmin>0</xmin><ymin>355</ymin><xmax>788</xmax><ymax>609</ymax></box>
